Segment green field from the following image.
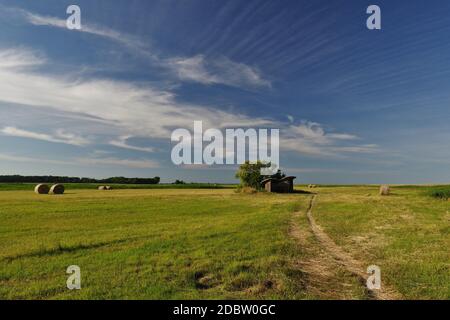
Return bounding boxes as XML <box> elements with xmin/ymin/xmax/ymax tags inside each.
<box><xmin>0</xmin><ymin>185</ymin><xmax>448</xmax><ymax>299</ymax></box>
<box><xmin>0</xmin><ymin>183</ymin><xmax>233</xmax><ymax>191</ymax></box>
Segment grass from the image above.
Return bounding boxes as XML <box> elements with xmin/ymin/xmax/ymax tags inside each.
<box><xmin>311</xmin><ymin>186</ymin><xmax>450</xmax><ymax>299</ymax></box>
<box><xmin>426</xmin><ymin>186</ymin><xmax>450</xmax><ymax>200</ymax></box>
<box><xmin>0</xmin><ymin>189</ymin><xmax>311</xmax><ymax>299</ymax></box>
<box><xmin>0</xmin><ymin>183</ymin><xmax>234</xmax><ymax>191</ymax></box>
<box><xmin>0</xmin><ymin>185</ymin><xmax>448</xmax><ymax>299</ymax></box>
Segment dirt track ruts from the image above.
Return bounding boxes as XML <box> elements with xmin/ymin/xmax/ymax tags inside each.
<box><xmin>303</xmin><ymin>195</ymin><xmax>401</xmax><ymax>300</ymax></box>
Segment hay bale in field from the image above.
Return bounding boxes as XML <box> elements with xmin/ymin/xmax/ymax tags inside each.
<box><xmin>50</xmin><ymin>184</ymin><xmax>65</xmax><ymax>195</ymax></box>
<box><xmin>379</xmin><ymin>185</ymin><xmax>390</xmax><ymax>196</ymax></box>
<box><xmin>34</xmin><ymin>184</ymin><xmax>50</xmax><ymax>194</ymax></box>
<box><xmin>105</xmin><ymin>186</ymin><xmax>112</xmax><ymax>190</ymax></box>
<box><xmin>98</xmin><ymin>186</ymin><xmax>106</xmax><ymax>190</ymax></box>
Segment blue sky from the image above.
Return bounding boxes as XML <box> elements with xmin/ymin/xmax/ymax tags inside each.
<box><xmin>1</xmin><ymin>0</ymin><xmax>450</xmax><ymax>183</ymax></box>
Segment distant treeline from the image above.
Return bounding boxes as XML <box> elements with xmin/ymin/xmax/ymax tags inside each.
<box><xmin>0</xmin><ymin>175</ymin><xmax>160</xmax><ymax>184</ymax></box>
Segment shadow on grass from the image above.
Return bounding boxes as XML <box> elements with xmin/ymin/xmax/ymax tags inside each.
<box><xmin>292</xmin><ymin>190</ymin><xmax>315</xmax><ymax>194</ymax></box>
<box><xmin>2</xmin><ymin>238</ymin><xmax>130</xmax><ymax>263</ymax></box>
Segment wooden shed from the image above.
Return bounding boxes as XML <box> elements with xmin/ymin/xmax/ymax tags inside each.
<box><xmin>261</xmin><ymin>176</ymin><xmax>296</xmax><ymax>193</ymax></box>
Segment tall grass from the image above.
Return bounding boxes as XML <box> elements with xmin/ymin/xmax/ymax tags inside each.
<box><xmin>427</xmin><ymin>186</ymin><xmax>450</xmax><ymax>200</ymax></box>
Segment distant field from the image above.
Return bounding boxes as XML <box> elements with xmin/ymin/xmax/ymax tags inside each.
<box><xmin>0</xmin><ymin>186</ymin><xmax>448</xmax><ymax>299</ymax></box>
<box><xmin>0</xmin><ymin>183</ymin><xmax>234</xmax><ymax>191</ymax></box>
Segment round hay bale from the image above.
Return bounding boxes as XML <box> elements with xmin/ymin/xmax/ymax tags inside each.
<box><xmin>105</xmin><ymin>186</ymin><xmax>112</xmax><ymax>190</ymax></box>
<box><xmin>50</xmin><ymin>184</ymin><xmax>65</xmax><ymax>195</ymax></box>
<box><xmin>98</xmin><ymin>186</ymin><xmax>106</xmax><ymax>190</ymax></box>
<box><xmin>34</xmin><ymin>184</ymin><xmax>50</xmax><ymax>194</ymax></box>
<box><xmin>379</xmin><ymin>185</ymin><xmax>390</xmax><ymax>196</ymax></box>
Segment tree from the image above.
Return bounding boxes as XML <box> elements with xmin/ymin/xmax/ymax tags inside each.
<box><xmin>235</xmin><ymin>161</ymin><xmax>271</xmax><ymax>190</ymax></box>
<box><xmin>269</xmin><ymin>169</ymin><xmax>285</xmax><ymax>180</ymax></box>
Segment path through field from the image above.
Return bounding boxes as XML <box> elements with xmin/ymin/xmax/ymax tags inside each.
<box><xmin>291</xmin><ymin>195</ymin><xmax>401</xmax><ymax>300</ymax></box>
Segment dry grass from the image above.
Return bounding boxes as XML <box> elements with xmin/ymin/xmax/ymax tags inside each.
<box><xmin>311</xmin><ymin>186</ymin><xmax>450</xmax><ymax>299</ymax></box>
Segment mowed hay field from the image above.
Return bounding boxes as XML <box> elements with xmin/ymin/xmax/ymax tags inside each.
<box><xmin>0</xmin><ymin>189</ymin><xmax>312</xmax><ymax>299</ymax></box>
<box><xmin>311</xmin><ymin>186</ymin><xmax>450</xmax><ymax>299</ymax></box>
<box><xmin>0</xmin><ymin>186</ymin><xmax>448</xmax><ymax>299</ymax></box>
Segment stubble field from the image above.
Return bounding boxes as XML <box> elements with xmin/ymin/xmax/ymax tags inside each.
<box><xmin>0</xmin><ymin>185</ymin><xmax>448</xmax><ymax>299</ymax></box>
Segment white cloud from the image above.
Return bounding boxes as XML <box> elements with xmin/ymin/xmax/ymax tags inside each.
<box><xmin>25</xmin><ymin>12</ymin><xmax>66</xmax><ymax>28</ymax></box>
<box><xmin>109</xmin><ymin>136</ymin><xmax>155</xmax><ymax>153</ymax></box>
<box><xmin>18</xmin><ymin>8</ymin><xmax>155</xmax><ymax>59</ymax></box>
<box><xmin>0</xmin><ymin>48</ymin><xmax>377</xmax><ymax>161</ymax></box>
<box><xmin>0</xmin><ymin>48</ymin><xmax>45</xmax><ymax>69</ymax></box>
<box><xmin>0</xmin><ymin>48</ymin><xmax>272</xmax><ymax>141</ymax></box>
<box><xmin>167</xmin><ymin>55</ymin><xmax>217</xmax><ymax>84</ymax></box>
<box><xmin>281</xmin><ymin>121</ymin><xmax>378</xmax><ymax>156</ymax></box>
<box><xmin>166</xmin><ymin>55</ymin><xmax>271</xmax><ymax>88</ymax></box>
<box><xmin>286</xmin><ymin>121</ymin><xmax>357</xmax><ymax>144</ymax></box>
<box><xmin>1</xmin><ymin>126</ymin><xmax>90</xmax><ymax>146</ymax></box>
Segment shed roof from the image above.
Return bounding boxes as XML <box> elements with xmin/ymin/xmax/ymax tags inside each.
<box><xmin>261</xmin><ymin>176</ymin><xmax>296</xmax><ymax>185</ymax></box>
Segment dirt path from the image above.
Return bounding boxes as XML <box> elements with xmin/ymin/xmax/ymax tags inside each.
<box><xmin>290</xmin><ymin>206</ymin><xmax>365</xmax><ymax>299</ymax></box>
<box><xmin>302</xmin><ymin>195</ymin><xmax>401</xmax><ymax>300</ymax></box>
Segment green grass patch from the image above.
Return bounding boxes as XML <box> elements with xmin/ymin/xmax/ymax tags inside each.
<box><xmin>0</xmin><ymin>189</ymin><xmax>309</xmax><ymax>299</ymax></box>
<box><xmin>426</xmin><ymin>186</ymin><xmax>450</xmax><ymax>200</ymax></box>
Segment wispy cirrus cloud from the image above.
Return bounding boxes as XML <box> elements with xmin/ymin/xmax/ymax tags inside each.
<box><xmin>109</xmin><ymin>136</ymin><xmax>155</xmax><ymax>153</ymax></box>
<box><xmin>1</xmin><ymin>126</ymin><xmax>90</xmax><ymax>146</ymax></box>
<box><xmin>0</xmin><ymin>48</ymin><xmax>46</xmax><ymax>69</ymax></box>
<box><xmin>6</xmin><ymin>6</ymin><xmax>155</xmax><ymax>59</ymax></box>
<box><xmin>166</xmin><ymin>55</ymin><xmax>271</xmax><ymax>88</ymax></box>
<box><xmin>4</xmin><ymin>6</ymin><xmax>270</xmax><ymax>89</ymax></box>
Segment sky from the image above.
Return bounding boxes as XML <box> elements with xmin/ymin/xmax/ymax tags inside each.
<box><xmin>1</xmin><ymin>0</ymin><xmax>450</xmax><ymax>184</ymax></box>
